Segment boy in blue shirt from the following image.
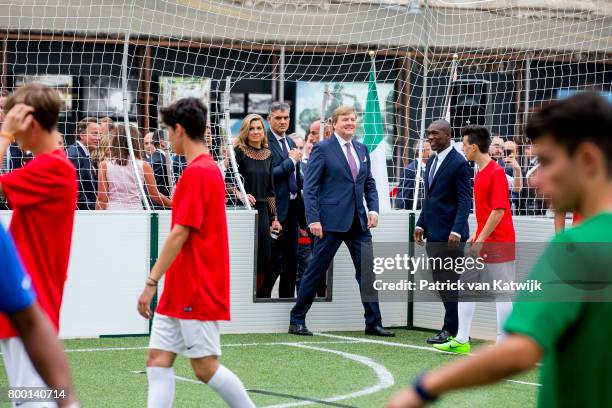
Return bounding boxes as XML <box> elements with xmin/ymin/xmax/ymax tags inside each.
<box><xmin>0</xmin><ymin>226</ymin><xmax>79</xmax><ymax>408</ymax></box>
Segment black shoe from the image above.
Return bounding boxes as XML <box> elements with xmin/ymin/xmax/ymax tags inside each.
<box><xmin>426</xmin><ymin>329</ymin><xmax>452</xmax><ymax>344</ymax></box>
<box><xmin>365</xmin><ymin>326</ymin><xmax>395</xmax><ymax>337</ymax></box>
<box><xmin>288</xmin><ymin>324</ymin><xmax>313</xmax><ymax>336</ymax></box>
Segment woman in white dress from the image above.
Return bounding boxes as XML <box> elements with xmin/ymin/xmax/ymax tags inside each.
<box><xmin>96</xmin><ymin>124</ymin><xmax>172</xmax><ymax>210</ymax></box>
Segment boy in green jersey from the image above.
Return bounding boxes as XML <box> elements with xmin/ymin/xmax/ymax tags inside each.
<box><xmin>387</xmin><ymin>92</ymin><xmax>612</xmax><ymax>408</ymax></box>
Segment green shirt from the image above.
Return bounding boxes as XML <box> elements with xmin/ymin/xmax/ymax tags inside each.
<box><xmin>504</xmin><ymin>212</ymin><xmax>612</xmax><ymax>408</ymax></box>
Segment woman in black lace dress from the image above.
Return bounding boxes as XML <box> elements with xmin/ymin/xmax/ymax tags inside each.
<box><xmin>232</xmin><ymin>114</ymin><xmax>282</xmax><ymax>295</ymax></box>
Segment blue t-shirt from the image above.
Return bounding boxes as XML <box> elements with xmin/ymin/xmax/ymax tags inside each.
<box><xmin>0</xmin><ymin>226</ymin><xmax>34</xmax><ymax>313</ymax></box>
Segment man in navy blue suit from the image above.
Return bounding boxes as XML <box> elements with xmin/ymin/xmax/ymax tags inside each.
<box><xmin>289</xmin><ymin>106</ymin><xmax>394</xmax><ymax>337</ymax></box>
<box><xmin>66</xmin><ymin>117</ymin><xmax>100</xmax><ymax>210</ymax></box>
<box><xmin>147</xmin><ymin>130</ymin><xmax>171</xmax><ymax>209</ymax></box>
<box><xmin>258</xmin><ymin>102</ymin><xmax>303</xmax><ymax>298</ymax></box>
<box><xmin>414</xmin><ymin>119</ymin><xmax>472</xmax><ymax>344</ymax></box>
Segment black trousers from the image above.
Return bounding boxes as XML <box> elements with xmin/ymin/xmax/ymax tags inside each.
<box><xmin>252</xmin><ymin>202</ymin><xmax>272</xmax><ymax>296</ymax></box>
<box><xmin>425</xmin><ymin>242</ymin><xmax>463</xmax><ymax>336</ymax></box>
<box><xmin>296</xmin><ymin>233</ymin><xmax>327</xmax><ymax>297</ymax></box>
<box><xmin>258</xmin><ymin>199</ymin><xmax>299</xmax><ymax>298</ymax></box>
<box><xmin>290</xmin><ymin>213</ymin><xmax>382</xmax><ymax>327</ymax></box>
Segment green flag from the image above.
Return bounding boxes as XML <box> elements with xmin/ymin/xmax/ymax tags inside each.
<box><xmin>363</xmin><ymin>69</ymin><xmax>391</xmax><ymax>211</ymax></box>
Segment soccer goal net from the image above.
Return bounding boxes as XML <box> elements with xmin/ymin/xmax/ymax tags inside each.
<box><xmin>0</xmin><ymin>0</ymin><xmax>609</xmax><ymax>214</ymax></box>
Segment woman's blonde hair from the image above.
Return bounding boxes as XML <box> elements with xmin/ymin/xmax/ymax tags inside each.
<box><xmin>236</xmin><ymin>114</ymin><xmax>268</xmax><ymax>148</ymax></box>
<box><xmin>110</xmin><ymin>124</ymin><xmax>143</xmax><ymax>166</ymax></box>
<box><xmin>91</xmin><ymin>133</ymin><xmax>111</xmax><ymax>169</ymax></box>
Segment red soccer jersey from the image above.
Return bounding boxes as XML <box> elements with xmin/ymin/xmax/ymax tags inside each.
<box><xmin>474</xmin><ymin>160</ymin><xmax>516</xmax><ymax>263</ymax></box>
<box><xmin>156</xmin><ymin>153</ymin><xmax>230</xmax><ymax>321</ymax></box>
<box><xmin>572</xmin><ymin>211</ymin><xmax>582</xmax><ymax>225</ymax></box>
<box><xmin>0</xmin><ymin>149</ymin><xmax>77</xmax><ymax>337</ymax></box>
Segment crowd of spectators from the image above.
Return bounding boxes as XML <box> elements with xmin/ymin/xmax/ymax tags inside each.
<box><xmin>394</xmin><ymin>133</ymin><xmax>547</xmax><ymax>216</ymax></box>
<box><xmin>0</xmin><ymin>91</ymin><xmax>551</xmax><ymax>299</ymax></box>
<box><xmin>0</xmin><ymin>114</ymin><xmax>212</xmax><ymax>211</ymax></box>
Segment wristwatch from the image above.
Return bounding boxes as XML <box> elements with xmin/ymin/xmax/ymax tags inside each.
<box><xmin>412</xmin><ymin>373</ymin><xmax>438</xmax><ymax>403</ymax></box>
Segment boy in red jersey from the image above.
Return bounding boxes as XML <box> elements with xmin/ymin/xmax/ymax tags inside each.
<box><xmin>0</xmin><ymin>83</ymin><xmax>77</xmax><ymax>407</ymax></box>
<box><xmin>388</xmin><ymin>92</ymin><xmax>612</xmax><ymax>408</ymax></box>
<box><xmin>137</xmin><ymin>98</ymin><xmax>254</xmax><ymax>408</ymax></box>
<box><xmin>433</xmin><ymin>125</ymin><xmax>516</xmax><ymax>354</ymax></box>
<box><xmin>554</xmin><ymin>210</ymin><xmax>582</xmax><ymax>232</ymax></box>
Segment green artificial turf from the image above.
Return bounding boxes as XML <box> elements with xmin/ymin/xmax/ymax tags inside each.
<box><xmin>0</xmin><ymin>329</ymin><xmax>538</xmax><ymax>407</ymax></box>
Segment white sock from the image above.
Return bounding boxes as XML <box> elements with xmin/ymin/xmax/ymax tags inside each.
<box><xmin>496</xmin><ymin>302</ymin><xmax>513</xmax><ymax>344</ymax></box>
<box><xmin>454</xmin><ymin>302</ymin><xmax>476</xmax><ymax>344</ymax></box>
<box><xmin>207</xmin><ymin>365</ymin><xmax>255</xmax><ymax>408</ymax></box>
<box><xmin>147</xmin><ymin>367</ymin><xmax>175</xmax><ymax>408</ymax></box>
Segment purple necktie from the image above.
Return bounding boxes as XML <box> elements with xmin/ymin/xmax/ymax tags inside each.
<box><xmin>345</xmin><ymin>142</ymin><xmax>358</xmax><ymax>181</ymax></box>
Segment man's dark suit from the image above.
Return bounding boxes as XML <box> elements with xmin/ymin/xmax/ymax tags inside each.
<box><xmin>395</xmin><ymin>159</ymin><xmax>425</xmax><ymax>210</ymax></box>
<box><xmin>258</xmin><ymin>130</ymin><xmax>303</xmax><ymax>298</ymax></box>
<box><xmin>290</xmin><ymin>135</ymin><xmax>382</xmax><ymax>327</ymax></box>
<box><xmin>172</xmin><ymin>154</ymin><xmax>187</xmax><ymax>184</ymax></box>
<box><xmin>1</xmin><ymin>144</ymin><xmax>33</xmax><ymax>210</ymax></box>
<box><xmin>519</xmin><ymin>158</ymin><xmax>545</xmax><ymax>216</ymax></box>
<box><xmin>66</xmin><ymin>142</ymin><xmax>97</xmax><ymax>210</ymax></box>
<box><xmin>417</xmin><ymin>147</ymin><xmax>471</xmax><ymax>336</ymax></box>
<box><xmin>7</xmin><ymin>144</ymin><xmax>33</xmax><ymax>172</ymax></box>
<box><xmin>149</xmin><ymin>149</ymin><xmax>171</xmax><ymax>209</ymax></box>
<box><xmin>295</xmin><ymin>157</ymin><xmax>327</xmax><ymax>296</ymax></box>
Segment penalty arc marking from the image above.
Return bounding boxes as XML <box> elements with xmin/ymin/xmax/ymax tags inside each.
<box><xmin>132</xmin><ymin>341</ymin><xmax>395</xmax><ymax>408</ymax></box>
<box><xmin>262</xmin><ymin>343</ymin><xmax>395</xmax><ymax>408</ymax></box>
<box><xmin>315</xmin><ymin>333</ymin><xmax>542</xmax><ymax>387</ymax></box>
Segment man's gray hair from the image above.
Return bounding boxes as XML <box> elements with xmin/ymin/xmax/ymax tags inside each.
<box><xmin>289</xmin><ymin>133</ymin><xmax>303</xmax><ymax>143</ymax></box>
<box><xmin>268</xmin><ymin>101</ymin><xmax>290</xmax><ymax>115</ymax></box>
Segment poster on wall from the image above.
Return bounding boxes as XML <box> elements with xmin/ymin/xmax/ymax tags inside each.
<box><xmin>14</xmin><ymin>74</ymin><xmax>73</xmax><ymax>113</ymax></box>
<box><xmin>159</xmin><ymin>76</ymin><xmax>211</xmax><ymax>114</ymax></box>
<box><xmin>557</xmin><ymin>88</ymin><xmax>612</xmax><ymax>103</ymax></box>
<box><xmin>229</xmin><ymin>94</ymin><xmax>245</xmax><ymax>114</ymax></box>
<box><xmin>82</xmin><ymin>77</ymin><xmax>137</xmax><ymax>117</ymax></box>
<box><xmin>295</xmin><ymin>81</ymin><xmax>394</xmax><ymax>150</ymax></box>
<box><xmin>247</xmin><ymin>93</ymin><xmax>272</xmax><ymax>115</ymax></box>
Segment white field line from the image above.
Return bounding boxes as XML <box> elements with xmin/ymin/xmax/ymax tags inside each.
<box><xmin>65</xmin><ymin>346</ymin><xmax>148</xmax><ymax>353</ymax></box>
<box><xmin>62</xmin><ymin>340</ymin><xmax>361</xmax><ymax>353</ymax></box>
<box><xmin>62</xmin><ymin>333</ymin><xmax>540</xmax><ymax>389</ymax></box>
<box><xmin>315</xmin><ymin>333</ymin><xmax>455</xmax><ymax>354</ymax></box>
<box><xmin>314</xmin><ymin>333</ymin><xmax>542</xmax><ymax>387</ymax></box>
<box><xmin>506</xmin><ymin>380</ymin><xmax>542</xmax><ymax>386</ymax></box>
<box><xmin>131</xmin><ymin>342</ymin><xmax>394</xmax><ymax>408</ymax></box>
<box><xmin>261</xmin><ymin>343</ymin><xmax>394</xmax><ymax>408</ymax></box>
<box><xmin>173</xmin><ymin>374</ymin><xmax>200</xmax><ymax>384</ymax></box>
<box><xmin>130</xmin><ymin>371</ymin><xmax>203</xmax><ymax>386</ymax></box>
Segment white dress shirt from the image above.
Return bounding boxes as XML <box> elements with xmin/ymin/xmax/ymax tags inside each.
<box><xmin>77</xmin><ymin>141</ymin><xmax>91</xmax><ymax>157</ymax></box>
<box><xmin>334</xmin><ymin>133</ymin><xmax>378</xmax><ymax>219</ymax></box>
<box><xmin>3</xmin><ymin>146</ymin><xmax>10</xmax><ymax>174</ymax></box>
<box><xmin>430</xmin><ymin>143</ymin><xmax>453</xmax><ymax>179</ymax></box>
<box><xmin>335</xmin><ymin>133</ymin><xmax>360</xmax><ymax>173</ymax></box>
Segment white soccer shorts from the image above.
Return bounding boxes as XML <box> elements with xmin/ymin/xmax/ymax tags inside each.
<box><xmin>149</xmin><ymin>314</ymin><xmax>222</xmax><ymax>359</ymax></box>
<box><xmin>460</xmin><ymin>260</ymin><xmax>516</xmax><ymax>301</ymax></box>
<box><xmin>0</xmin><ymin>337</ymin><xmax>57</xmax><ymax>408</ymax></box>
